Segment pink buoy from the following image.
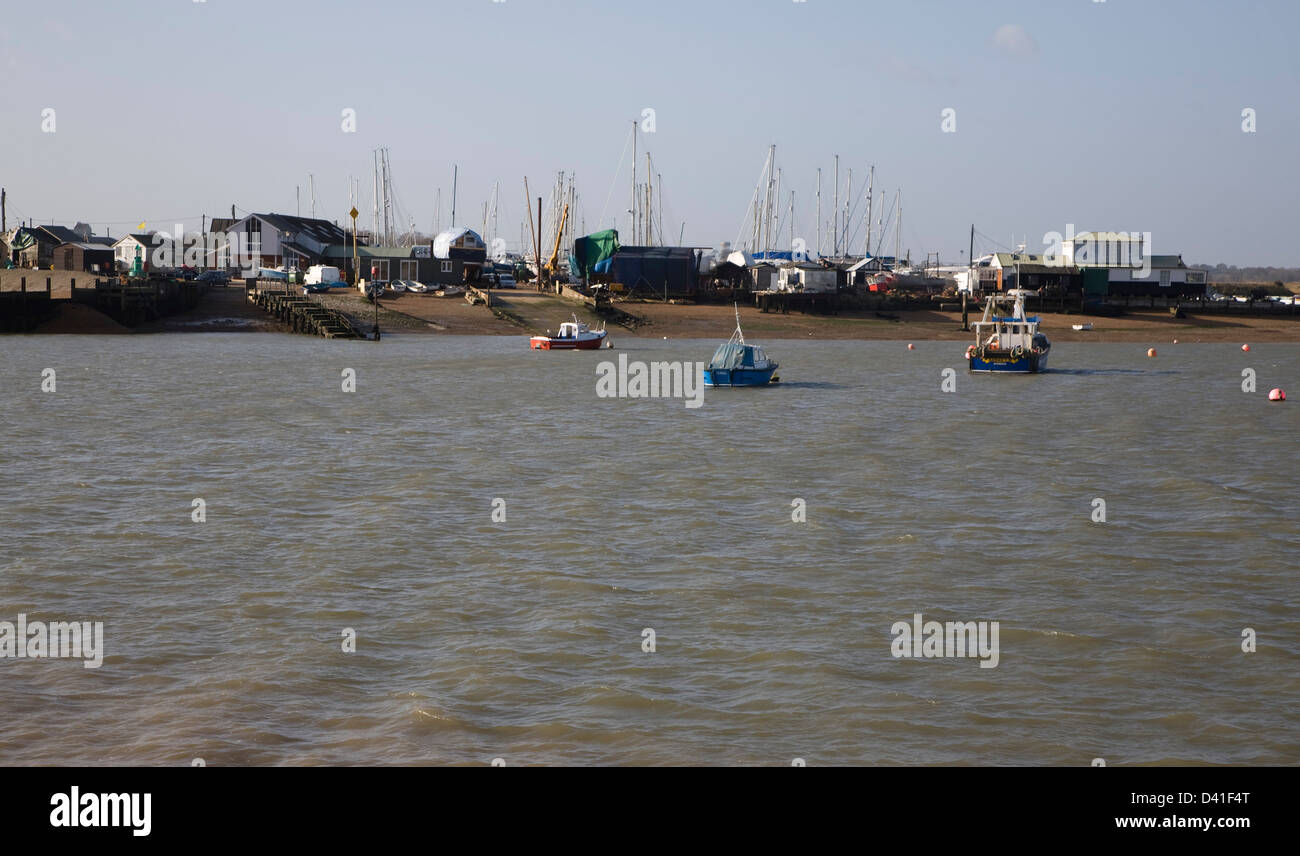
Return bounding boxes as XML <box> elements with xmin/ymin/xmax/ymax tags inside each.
<box><xmin>1242</xmin><ymin>344</ymin><xmax>1251</xmax><ymax>352</ymax></box>
<box><xmin>1269</xmin><ymin>388</ymin><xmax>1286</xmax><ymax>401</ymax></box>
<box><xmin>1147</xmin><ymin>348</ymin><xmax>1157</xmax><ymax>357</ymax></box>
<box><xmin>907</xmin><ymin>343</ymin><xmax>915</xmax><ymax>350</ymax></box>
<box><xmin>1172</xmin><ymin>339</ymin><xmax>1178</xmax><ymax>344</ymax></box>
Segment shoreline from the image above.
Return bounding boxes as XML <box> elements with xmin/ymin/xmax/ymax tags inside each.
<box><xmin>15</xmin><ymin>286</ymin><xmax>1300</xmax><ymax>342</ymax></box>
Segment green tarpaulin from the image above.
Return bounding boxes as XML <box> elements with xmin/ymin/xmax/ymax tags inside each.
<box><xmin>569</xmin><ymin>229</ymin><xmax>619</xmax><ymax>280</ymax></box>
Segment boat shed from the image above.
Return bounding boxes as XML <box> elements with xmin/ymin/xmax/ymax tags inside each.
<box><xmin>610</xmin><ymin>246</ymin><xmax>699</xmax><ymax>297</ymax></box>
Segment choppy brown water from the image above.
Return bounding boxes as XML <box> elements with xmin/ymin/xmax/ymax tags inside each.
<box><xmin>1</xmin><ymin>334</ymin><xmax>1296</xmax><ymax>765</ymax></box>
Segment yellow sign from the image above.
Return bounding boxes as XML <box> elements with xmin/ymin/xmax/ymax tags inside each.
<box><xmin>349</xmin><ymin>207</ymin><xmax>359</xmax><ymax>220</ymax></box>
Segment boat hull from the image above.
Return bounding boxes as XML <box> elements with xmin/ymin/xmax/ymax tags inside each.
<box><xmin>968</xmin><ymin>350</ymin><xmax>1049</xmax><ymax>373</ymax></box>
<box><xmin>704</xmin><ymin>367</ymin><xmax>779</xmax><ymax>386</ymax></box>
<box><xmin>530</xmin><ymin>332</ymin><xmax>607</xmax><ymax>350</ymax></box>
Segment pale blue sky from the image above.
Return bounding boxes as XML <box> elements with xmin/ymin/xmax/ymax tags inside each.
<box><xmin>1</xmin><ymin>0</ymin><xmax>1296</xmax><ymax>264</ymax></box>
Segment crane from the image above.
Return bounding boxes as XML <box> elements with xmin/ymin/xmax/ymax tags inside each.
<box><xmin>545</xmin><ymin>202</ymin><xmax>570</xmax><ymax>280</ymax></box>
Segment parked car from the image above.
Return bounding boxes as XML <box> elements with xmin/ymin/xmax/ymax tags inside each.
<box><xmin>496</xmin><ymin>274</ymin><xmax>517</xmax><ymax>289</ymax></box>
<box><xmin>302</xmin><ymin>282</ymin><xmax>331</xmax><ymax>295</ymax></box>
<box><xmin>197</xmin><ymin>270</ymin><xmax>231</xmax><ymax>285</ymax></box>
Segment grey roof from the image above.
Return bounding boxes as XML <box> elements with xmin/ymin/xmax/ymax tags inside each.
<box><xmin>37</xmin><ymin>225</ymin><xmax>83</xmax><ymax>244</ymax></box>
<box><xmin>251</xmin><ymin>213</ymin><xmax>347</xmax><ymax>244</ymax></box>
<box><xmin>58</xmin><ymin>242</ymin><xmax>114</xmax><ymax>252</ymax></box>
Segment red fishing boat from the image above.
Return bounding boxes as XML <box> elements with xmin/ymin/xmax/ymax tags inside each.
<box><xmin>529</xmin><ymin>315</ymin><xmax>608</xmax><ymax>350</ymax></box>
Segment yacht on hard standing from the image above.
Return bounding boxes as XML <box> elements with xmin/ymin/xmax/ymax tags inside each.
<box><xmin>967</xmin><ymin>289</ymin><xmax>1051</xmax><ymax>373</ymax></box>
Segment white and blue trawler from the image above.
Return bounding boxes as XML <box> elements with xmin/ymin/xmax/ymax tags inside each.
<box><xmin>704</xmin><ymin>307</ymin><xmax>780</xmax><ymax>387</ymax></box>
<box><xmin>968</xmin><ymin>289</ymin><xmax>1051</xmax><ymax>373</ymax></box>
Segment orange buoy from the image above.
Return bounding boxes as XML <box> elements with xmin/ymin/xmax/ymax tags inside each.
<box><xmin>1242</xmin><ymin>344</ymin><xmax>1251</xmax><ymax>352</ymax></box>
<box><xmin>1147</xmin><ymin>348</ymin><xmax>1157</xmax><ymax>357</ymax></box>
<box><xmin>1269</xmin><ymin>388</ymin><xmax>1286</xmax><ymax>401</ymax></box>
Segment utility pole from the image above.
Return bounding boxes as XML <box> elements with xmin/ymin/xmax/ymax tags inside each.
<box><xmin>3</xmin><ymin>187</ymin><xmax>8</xmax><ymax>233</ymax></box>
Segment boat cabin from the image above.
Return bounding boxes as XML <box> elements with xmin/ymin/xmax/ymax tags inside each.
<box><xmin>708</xmin><ymin>342</ymin><xmax>773</xmax><ymax>371</ymax></box>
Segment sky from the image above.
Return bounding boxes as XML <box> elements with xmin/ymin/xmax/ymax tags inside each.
<box><xmin>1</xmin><ymin>0</ymin><xmax>1297</xmax><ymax>266</ymax></box>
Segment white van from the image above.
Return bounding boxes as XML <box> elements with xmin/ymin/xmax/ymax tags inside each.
<box><xmin>305</xmin><ymin>265</ymin><xmax>342</xmax><ymax>286</ymax></box>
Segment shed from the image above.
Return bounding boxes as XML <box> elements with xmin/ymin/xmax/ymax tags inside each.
<box><xmin>55</xmin><ymin>242</ymin><xmax>116</xmax><ymax>273</ymax></box>
<box><xmin>610</xmin><ymin>246</ymin><xmax>698</xmax><ymax>296</ymax></box>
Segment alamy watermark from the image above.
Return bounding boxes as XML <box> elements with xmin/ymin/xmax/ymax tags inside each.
<box><xmin>891</xmin><ymin>612</ymin><xmax>1000</xmax><ymax>668</ymax></box>
<box><xmin>596</xmin><ymin>354</ymin><xmax>705</xmax><ymax>409</ymax></box>
<box><xmin>1041</xmin><ymin>224</ymin><xmax>1153</xmax><ymax>279</ymax></box>
<box><xmin>0</xmin><ymin>613</ymin><xmax>104</xmax><ymax>669</ymax></box>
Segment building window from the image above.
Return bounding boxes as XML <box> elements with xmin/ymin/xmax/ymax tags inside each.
<box><xmin>441</xmin><ymin>261</ymin><xmax>453</xmax><ymax>273</ymax></box>
<box><xmin>1160</xmin><ymin>270</ymin><xmax>1170</xmax><ymax>287</ymax></box>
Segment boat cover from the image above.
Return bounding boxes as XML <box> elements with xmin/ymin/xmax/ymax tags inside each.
<box><xmin>709</xmin><ymin>343</ymin><xmax>758</xmax><ymax>369</ymax></box>
<box><xmin>570</xmin><ymin>229</ymin><xmax>620</xmax><ymax>280</ymax></box>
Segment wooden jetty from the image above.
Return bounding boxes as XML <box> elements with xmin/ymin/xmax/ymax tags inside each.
<box><xmin>754</xmin><ymin>289</ymin><xmax>840</xmax><ymax>315</ymax></box>
<box><xmin>0</xmin><ymin>272</ymin><xmax>204</xmax><ymax>330</ymax></box>
<box><xmin>247</xmin><ymin>284</ymin><xmax>364</xmax><ymax>338</ymax></box>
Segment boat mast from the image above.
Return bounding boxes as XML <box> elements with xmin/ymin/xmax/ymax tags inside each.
<box><xmin>630</xmin><ymin>120</ymin><xmax>637</xmax><ymax>242</ymax></box>
<box><xmin>645</xmin><ymin>153</ymin><xmax>652</xmax><ymax>245</ymax></box>
<box><xmin>897</xmin><ymin>190</ymin><xmax>903</xmax><ymax>267</ymax></box>
<box><xmin>450</xmin><ymin>164</ymin><xmax>458</xmax><ymax>228</ymax></box>
<box><xmin>832</xmin><ymin>155</ymin><xmax>839</xmax><ymax>257</ymax></box>
<box><xmin>815</xmin><ymin>168</ymin><xmax>821</xmax><ymax>257</ymax></box>
<box><xmin>863</xmin><ymin>165</ymin><xmax>874</xmax><ymax>257</ymax></box>
<box><xmin>843</xmin><ymin>167</ymin><xmax>851</xmax><ymax>256</ymax></box>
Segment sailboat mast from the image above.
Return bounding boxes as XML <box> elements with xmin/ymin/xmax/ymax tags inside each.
<box><xmin>896</xmin><ymin>190</ymin><xmax>902</xmax><ymax>267</ymax></box>
<box><xmin>844</xmin><ymin>168</ymin><xmax>852</xmax><ymax>255</ymax></box>
<box><xmin>833</xmin><ymin>155</ymin><xmax>839</xmax><ymax>257</ymax></box>
<box><xmin>630</xmin><ymin>120</ymin><xmax>637</xmax><ymax>242</ymax></box>
<box><xmin>645</xmin><ymin>154</ymin><xmax>652</xmax><ymax>245</ymax></box>
<box><xmin>450</xmin><ymin>165</ymin><xmax>458</xmax><ymax>229</ymax></box>
<box><xmin>864</xmin><ymin>165</ymin><xmax>874</xmax><ymax>256</ymax></box>
<box><xmin>816</xmin><ymin>167</ymin><xmax>821</xmax><ymax>257</ymax></box>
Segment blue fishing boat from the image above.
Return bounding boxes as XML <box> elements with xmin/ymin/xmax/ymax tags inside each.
<box><xmin>967</xmin><ymin>289</ymin><xmax>1051</xmax><ymax>373</ymax></box>
<box><xmin>704</xmin><ymin>306</ymin><xmax>780</xmax><ymax>387</ymax></box>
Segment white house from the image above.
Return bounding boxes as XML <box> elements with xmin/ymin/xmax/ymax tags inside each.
<box><xmin>112</xmin><ymin>233</ymin><xmax>157</xmax><ymax>270</ymax></box>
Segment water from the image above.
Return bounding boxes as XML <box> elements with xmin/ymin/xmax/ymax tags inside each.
<box><xmin>1</xmin><ymin>334</ymin><xmax>1296</xmax><ymax>766</ymax></box>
